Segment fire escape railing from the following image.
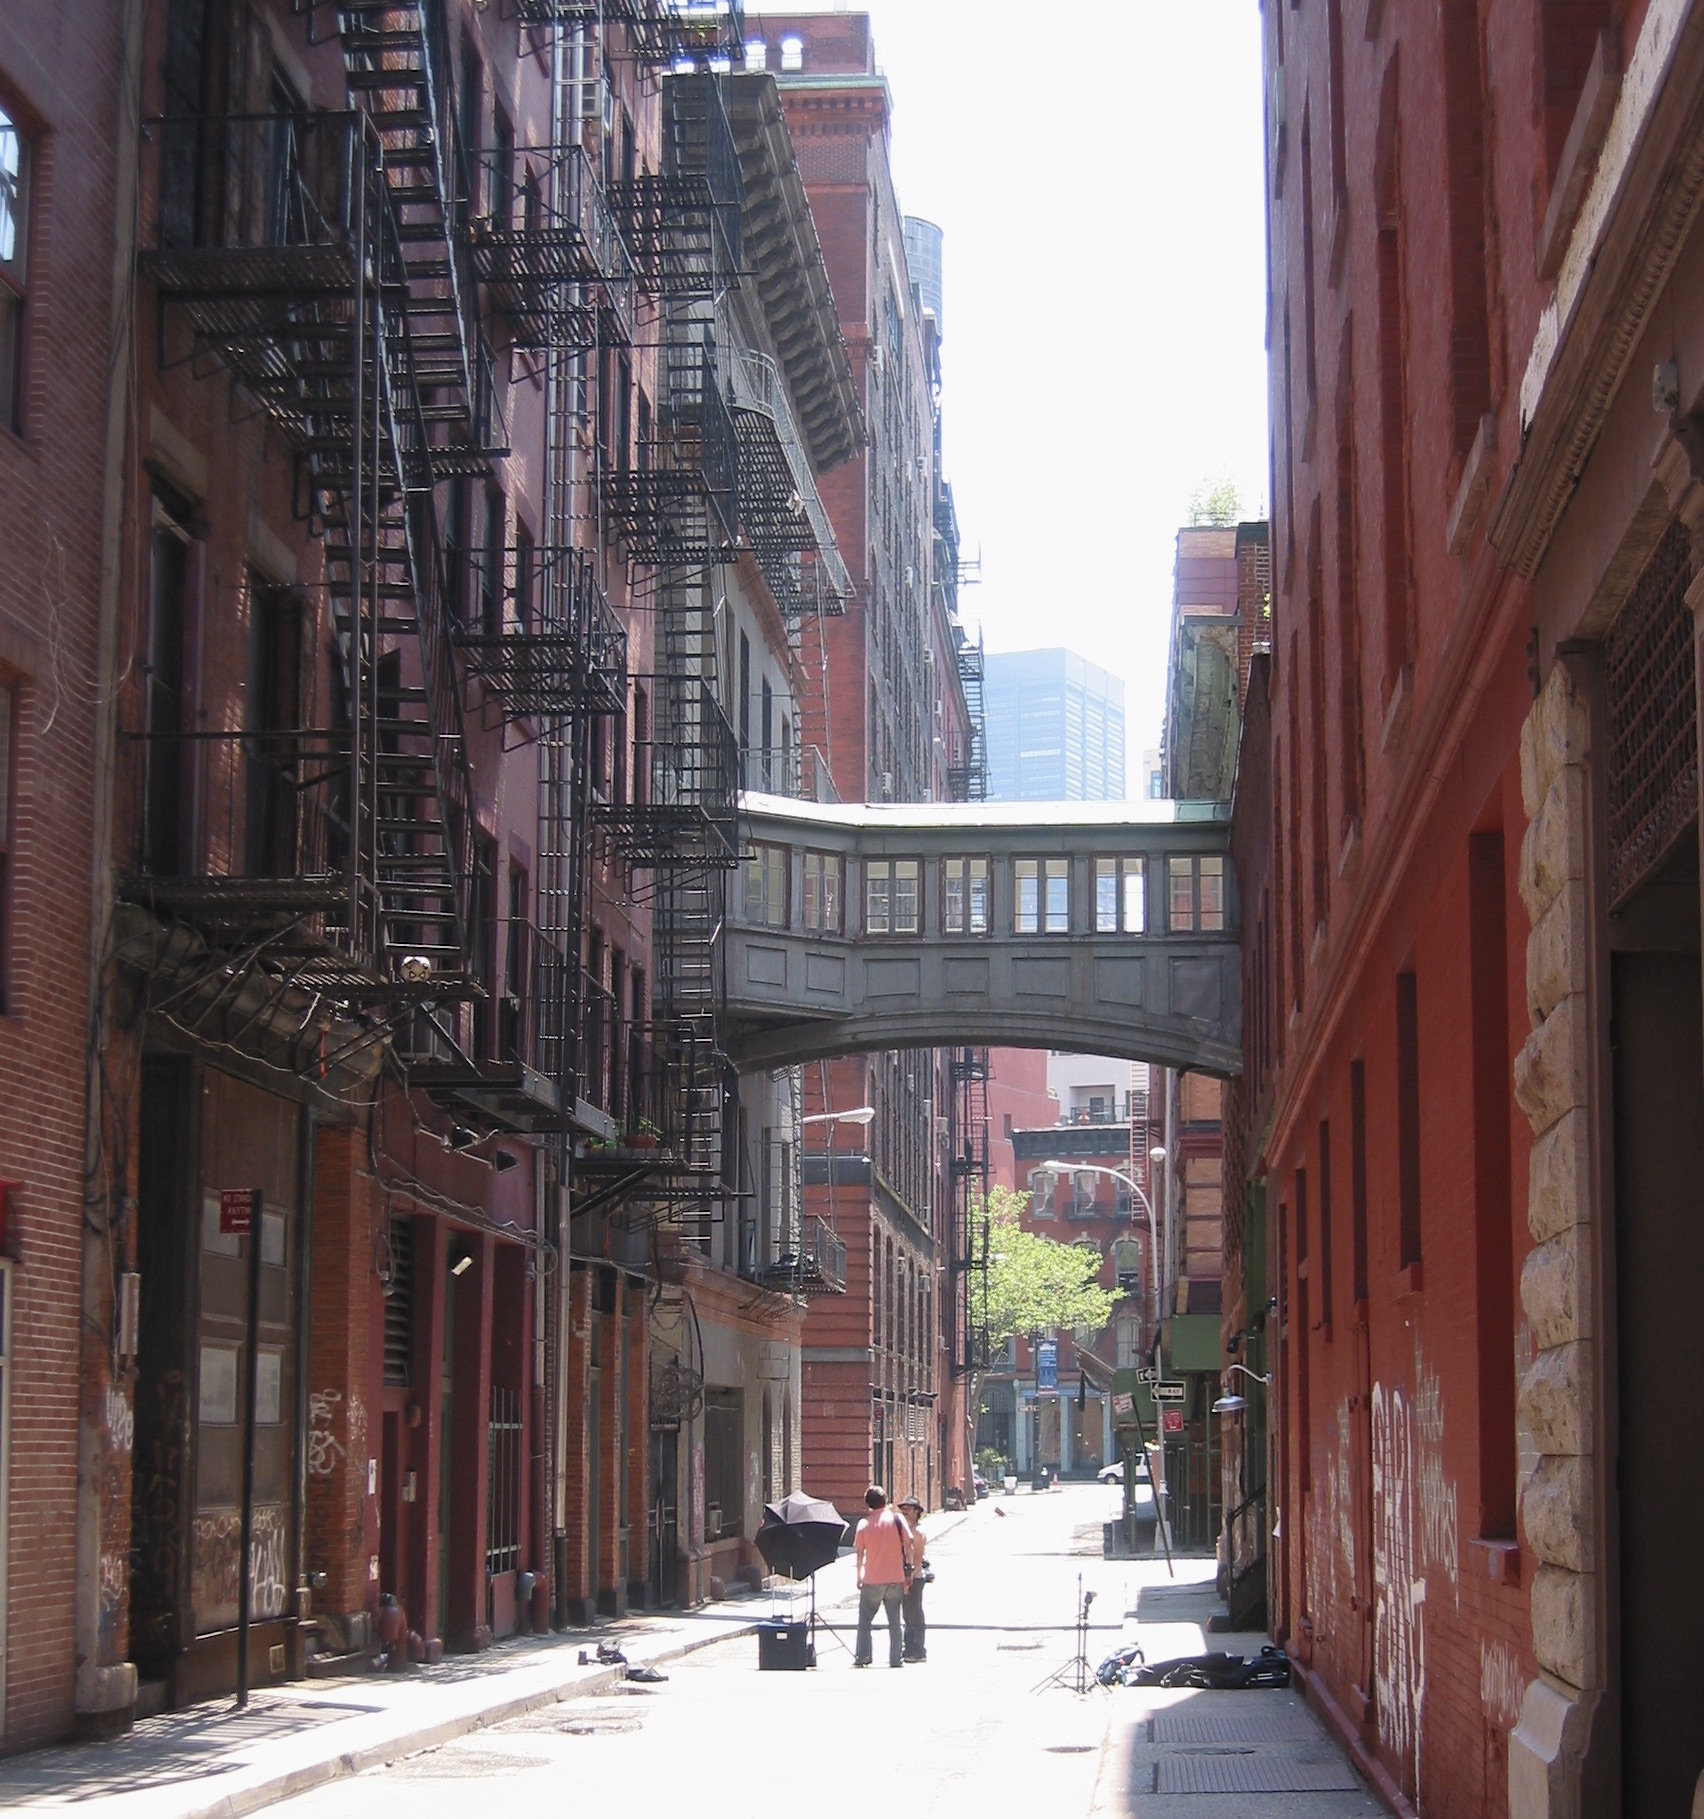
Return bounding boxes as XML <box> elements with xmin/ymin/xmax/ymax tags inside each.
<box><xmin>457</xmin><ymin>543</ymin><xmax>628</xmax><ymax>722</ymax></box>
<box><xmin>134</xmin><ymin>108</ymin><xmax>481</xmax><ymax>999</ymax></box>
<box><xmin>465</xmin><ymin>143</ymin><xmax>635</xmax><ymax>352</ymax></box>
<box><xmin>509</xmin><ymin>0</ymin><xmax>745</xmax><ymax>67</ymax></box>
<box><xmin>599</xmin><ymin>332</ymin><xmax>739</xmax><ymax>563</ymax></box>
<box><xmin>589</xmin><ymin>676</ymin><xmax>739</xmax><ymax>868</ymax></box>
<box><xmin>608</xmin><ymin>73</ymin><xmax>741</xmax><ymax>300</ymax></box>
<box><xmin>728</xmin><ymin>348</ymin><xmax>852</xmax><ymax>618</ymax></box>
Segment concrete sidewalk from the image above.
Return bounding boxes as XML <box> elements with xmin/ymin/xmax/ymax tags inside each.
<box><xmin>1087</xmin><ymin>1566</ymin><xmax>1383</xmax><ymax>1818</ymax></box>
<box><xmin>0</xmin><ymin>1506</ymin><xmax>971</xmax><ymax>1819</ymax></box>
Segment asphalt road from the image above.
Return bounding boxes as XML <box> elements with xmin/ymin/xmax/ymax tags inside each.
<box><xmin>262</xmin><ymin>1484</ymin><xmax>1379</xmax><ymax>1819</ymax></box>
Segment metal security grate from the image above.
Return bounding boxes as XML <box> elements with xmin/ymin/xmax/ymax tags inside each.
<box><xmin>1606</xmin><ymin>520</ymin><xmax>1698</xmax><ymax>906</ymax></box>
<box><xmin>1155</xmin><ymin>1752</ymin><xmax>1364</xmax><ymax>1794</ymax></box>
<box><xmin>1152</xmin><ymin>1707</ymin><xmax>1320</xmax><ymax>1745</ymax></box>
<box><xmin>486</xmin><ymin>1385</ymin><xmax>523</xmax><ymax>1575</ymax></box>
<box><xmin>382</xmin><ymin>1219</ymin><xmax>414</xmax><ymax>1388</ymax></box>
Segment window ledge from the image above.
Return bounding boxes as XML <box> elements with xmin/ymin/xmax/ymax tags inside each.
<box><xmin>1536</xmin><ymin>28</ymin><xmax>1621</xmax><ymax>282</ymax></box>
<box><xmin>1469</xmin><ymin>1537</ymin><xmax>1521</xmax><ymax>1587</ymax></box>
<box><xmin>1380</xmin><ymin>665</ymin><xmax>1413</xmax><ymax>756</ymax></box>
<box><xmin>1394</xmin><ymin>1261</ymin><xmax>1423</xmax><ymax>1298</ymax></box>
<box><xmin>1445</xmin><ymin>411</ymin><xmax>1498</xmax><ymax>555</ymax></box>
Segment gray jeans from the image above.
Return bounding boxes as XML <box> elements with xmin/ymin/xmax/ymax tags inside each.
<box><xmin>855</xmin><ymin>1582</ymin><xmax>904</xmax><ymax>1665</ymax></box>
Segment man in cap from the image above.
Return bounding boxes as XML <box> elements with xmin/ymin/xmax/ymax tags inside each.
<box><xmin>852</xmin><ymin>1485</ymin><xmax>912</xmax><ymax>1667</ymax></box>
<box><xmin>898</xmin><ymin>1495</ymin><xmax>929</xmax><ymax>1661</ymax></box>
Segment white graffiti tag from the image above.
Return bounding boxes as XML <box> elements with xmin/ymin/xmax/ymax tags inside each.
<box><xmin>1371</xmin><ymin>1382</ymin><xmax>1422</xmax><ymax>1774</ymax></box>
<box><xmin>1480</xmin><ymin>1639</ymin><xmax>1526</xmax><ymax>1731</ymax></box>
<box><xmin>307</xmin><ymin>1389</ymin><xmax>346</xmax><ymax>1479</ymax></box>
<box><xmin>105</xmin><ymin>1383</ymin><xmax>135</xmax><ymax>1455</ymax></box>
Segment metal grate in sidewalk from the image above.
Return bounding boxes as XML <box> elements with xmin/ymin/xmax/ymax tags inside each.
<box><xmin>1152</xmin><ymin>1706</ymin><xmax>1320</xmax><ymax>1744</ymax></box>
<box><xmin>1156</xmin><ymin>1750</ymin><xmax>1364</xmax><ymax>1794</ymax></box>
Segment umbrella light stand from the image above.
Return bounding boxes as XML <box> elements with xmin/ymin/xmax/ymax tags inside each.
<box><xmin>806</xmin><ymin>1573</ymin><xmax>855</xmax><ymax>1661</ymax></box>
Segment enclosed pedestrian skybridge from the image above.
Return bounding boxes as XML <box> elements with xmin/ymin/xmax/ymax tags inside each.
<box><xmin>725</xmin><ymin>795</ymin><xmax>1240</xmax><ymax>1073</ymax></box>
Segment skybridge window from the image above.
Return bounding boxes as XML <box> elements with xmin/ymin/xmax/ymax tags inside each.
<box><xmin>743</xmin><ymin>842</ymin><xmax>788</xmax><ymax>929</ymax></box>
<box><xmin>803</xmin><ymin>850</ymin><xmax>842</xmax><ymax>933</ymax></box>
<box><xmin>942</xmin><ymin>856</ymin><xmax>990</xmax><ymax>935</ymax></box>
<box><xmin>1015</xmin><ymin>858</ymin><xmax>1069</xmax><ymax>934</ymax></box>
<box><xmin>866</xmin><ymin>859</ymin><xmax>920</xmax><ymax>935</ymax></box>
<box><xmin>1168</xmin><ymin>854</ymin><xmax>1225</xmax><ymax>932</ymax></box>
<box><xmin>1095</xmin><ymin>856</ymin><xmax>1146</xmax><ymax>933</ymax></box>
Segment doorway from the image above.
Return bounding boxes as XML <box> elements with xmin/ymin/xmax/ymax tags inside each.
<box><xmin>1610</xmin><ymin>835</ymin><xmax>1704</xmax><ymax>1815</ymax></box>
<box><xmin>649</xmin><ymin>1428</ymin><xmax>678</xmax><ymax>1607</ymax></box>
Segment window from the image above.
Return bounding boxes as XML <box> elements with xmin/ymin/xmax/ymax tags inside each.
<box><xmin>0</xmin><ymin>99</ymin><xmax>28</xmax><ymax>432</ymax></box>
<box><xmin>742</xmin><ymin>841</ymin><xmax>787</xmax><ymax>929</ymax></box>
<box><xmin>1014</xmin><ymin>858</ymin><xmax>1068</xmax><ymax>934</ymax></box>
<box><xmin>513</xmin><ymin>524</ymin><xmax>534</xmax><ymax>633</ymax></box>
<box><xmin>1094</xmin><ymin>856</ymin><xmax>1146</xmax><ymax>932</ymax></box>
<box><xmin>702</xmin><ymin>1388</ymin><xmax>743</xmax><ymax>1540</ymax></box>
<box><xmin>480</xmin><ymin>489</ymin><xmax>503</xmax><ymax>635</ymax></box>
<box><xmin>779</xmin><ymin>33</ymin><xmax>804</xmax><ymax>70</ymax></box>
<box><xmin>802</xmin><ymin>850</ymin><xmax>842</xmax><ymax>933</ymax></box>
<box><xmin>866</xmin><ymin>859</ymin><xmax>920</xmax><ymax>935</ymax></box>
<box><xmin>0</xmin><ymin>681</ymin><xmax>13</xmax><ymax>1010</ymax></box>
<box><xmin>1027</xmin><ymin>1166</ymin><xmax>1058</xmax><ymax>1219</ymax></box>
<box><xmin>942</xmin><ymin>856</ymin><xmax>990</xmax><ymax>935</ymax></box>
<box><xmin>745</xmin><ymin>38</ymin><xmax>768</xmax><ymax>70</ymax></box>
<box><xmin>1167</xmin><ymin>855</ymin><xmax>1225</xmax><ymax>932</ymax></box>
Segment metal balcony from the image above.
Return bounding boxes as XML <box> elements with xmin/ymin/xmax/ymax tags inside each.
<box><xmin>509</xmin><ymin>0</ymin><xmax>745</xmax><ymax>66</ymax></box>
<box><xmin>575</xmin><ymin>1008</ymin><xmax>726</xmax><ymax>1181</ymax></box>
<box><xmin>465</xmin><ymin>145</ymin><xmax>635</xmax><ymax>351</ymax></box>
<box><xmin>757</xmin><ymin>1214</ymin><xmax>848</xmax><ymax>1298</ymax></box>
<box><xmin>455</xmin><ymin>544</ymin><xmax>628</xmax><ymax>722</ymax></box>
<box><xmin>728</xmin><ymin>348</ymin><xmax>852</xmax><ymax>616</ymax></box>
<box><xmin>599</xmin><ymin>336</ymin><xmax>739</xmax><ymax>562</ymax></box>
<box><xmin>608</xmin><ymin>74</ymin><xmax>741</xmax><ymax>298</ymax></box>
<box><xmin>590</xmin><ymin>676</ymin><xmax>740</xmax><ymax>867</ymax></box>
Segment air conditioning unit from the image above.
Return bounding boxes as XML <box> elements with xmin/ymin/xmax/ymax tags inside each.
<box><xmin>879</xmin><ymin>770</ymin><xmax>894</xmax><ymax>799</ymax></box>
<box><xmin>579</xmin><ymin>74</ymin><xmax>612</xmax><ymax>127</ymax></box>
<box><xmin>904</xmin><ymin>565</ymin><xmax>915</xmax><ymax>587</ymax></box>
<box><xmin>869</xmin><ymin>345</ymin><xmax>885</xmax><ymax>376</ymax></box>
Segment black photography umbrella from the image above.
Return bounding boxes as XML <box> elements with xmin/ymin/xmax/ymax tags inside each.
<box><xmin>753</xmin><ymin>1491</ymin><xmax>850</xmax><ymax>1659</ymax></box>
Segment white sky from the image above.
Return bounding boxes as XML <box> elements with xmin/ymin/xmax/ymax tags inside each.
<box><xmin>771</xmin><ymin>1</ymin><xmax>1271</xmax><ymax>785</ymax></box>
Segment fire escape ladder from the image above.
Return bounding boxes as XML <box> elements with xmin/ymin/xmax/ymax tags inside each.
<box><xmin>950</xmin><ymin>1046</ymin><xmax>992</xmax><ymax>1374</ymax></box>
<box><xmin>502</xmin><ymin>1</ymin><xmax>745</xmax><ymax>65</ymax></box>
<box><xmin>335</xmin><ymin>0</ymin><xmax>502</xmax><ymax>475</ymax></box>
<box><xmin>608</xmin><ymin>72</ymin><xmax>740</xmax><ymax>302</ymax></box>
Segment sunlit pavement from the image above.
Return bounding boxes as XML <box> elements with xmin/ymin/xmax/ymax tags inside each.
<box><xmin>253</xmin><ymin>1484</ymin><xmax>1380</xmax><ymax>1819</ymax></box>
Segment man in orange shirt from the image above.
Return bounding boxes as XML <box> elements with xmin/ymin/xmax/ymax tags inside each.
<box><xmin>852</xmin><ymin>1485</ymin><xmax>913</xmax><ymax>1668</ymax></box>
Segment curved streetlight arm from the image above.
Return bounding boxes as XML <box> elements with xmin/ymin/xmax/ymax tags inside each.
<box><xmin>1224</xmin><ymin>1361</ymin><xmax>1272</xmax><ymax>1388</ymax></box>
<box><xmin>1041</xmin><ymin>1159</ymin><xmax>1162</xmax><ymax>1335</ymax></box>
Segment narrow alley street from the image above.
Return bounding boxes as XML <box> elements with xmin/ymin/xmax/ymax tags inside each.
<box><xmin>218</xmin><ymin>1487</ymin><xmax>1376</xmax><ymax>1819</ymax></box>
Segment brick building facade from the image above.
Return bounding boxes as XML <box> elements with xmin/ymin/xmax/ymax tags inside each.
<box><xmin>1246</xmin><ymin>3</ymin><xmax>1704</xmax><ymax>1813</ymax></box>
<box><xmin>0</xmin><ymin>0</ymin><xmax>128</xmax><ymax>1749</ymax></box>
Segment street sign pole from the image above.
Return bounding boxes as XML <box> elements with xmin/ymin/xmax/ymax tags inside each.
<box><xmin>230</xmin><ymin>1188</ymin><xmax>263</xmax><ymax>1708</ymax></box>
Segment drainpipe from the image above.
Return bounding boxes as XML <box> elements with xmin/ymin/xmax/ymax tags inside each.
<box><xmin>74</xmin><ymin>0</ymin><xmax>146</xmax><ymax>1729</ymax></box>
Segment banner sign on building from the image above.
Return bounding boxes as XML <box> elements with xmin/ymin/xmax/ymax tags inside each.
<box><xmin>1036</xmin><ymin>1340</ymin><xmax>1058</xmax><ymax>1394</ymax></box>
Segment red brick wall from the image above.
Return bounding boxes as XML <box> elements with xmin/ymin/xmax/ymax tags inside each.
<box><xmin>1255</xmin><ymin>3</ymin><xmax>1562</xmax><ymax>1807</ymax></box>
<box><xmin>304</xmin><ymin>1128</ymin><xmax>378</xmax><ymax>1622</ymax></box>
<box><xmin>0</xmin><ymin>0</ymin><xmax>124</xmax><ymax>1750</ymax></box>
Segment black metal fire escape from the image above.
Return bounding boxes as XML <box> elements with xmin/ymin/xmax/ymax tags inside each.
<box><xmin>572</xmin><ymin>73</ymin><xmax>746</xmax><ymax>1223</ymax></box>
<box><xmin>508</xmin><ymin>0</ymin><xmax>745</xmax><ymax>69</ymax></box>
<box><xmin>131</xmin><ymin>70</ymin><xmax>491</xmax><ymax>1031</ymax></box>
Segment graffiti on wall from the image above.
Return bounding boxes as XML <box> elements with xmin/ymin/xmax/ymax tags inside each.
<box><xmin>1371</xmin><ymin>1379</ymin><xmax>1422</xmax><ymax>1770</ymax></box>
<box><xmin>307</xmin><ymin>1389</ymin><xmax>347</xmax><ymax>1478</ymax></box>
<box><xmin>191</xmin><ymin>1504</ymin><xmax>289</xmax><ymax>1630</ymax></box>
<box><xmin>1481</xmin><ymin>1638</ymin><xmax>1526</xmax><ymax>1731</ymax></box>
<box><xmin>1370</xmin><ymin>1342</ymin><xmax>1463</xmax><ymax>1794</ymax></box>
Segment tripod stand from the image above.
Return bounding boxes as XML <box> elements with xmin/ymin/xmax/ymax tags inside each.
<box><xmin>1033</xmin><ymin>1574</ymin><xmax>1107</xmax><ymax>1696</ymax></box>
<box><xmin>804</xmin><ymin>1574</ymin><xmax>854</xmax><ymax>1663</ymax></box>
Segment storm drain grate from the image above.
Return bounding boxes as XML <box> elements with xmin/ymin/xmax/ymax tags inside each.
<box><xmin>1156</xmin><ymin>1752</ymin><xmax>1363</xmax><ymax>1794</ymax></box>
<box><xmin>1152</xmin><ymin>1708</ymin><xmax>1319</xmax><ymax>1745</ymax></box>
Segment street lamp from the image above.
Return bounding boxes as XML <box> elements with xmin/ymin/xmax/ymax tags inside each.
<box><xmin>1041</xmin><ymin>1152</ymin><xmax>1168</xmax><ymax>1334</ymax></box>
<box><xmin>800</xmin><ymin>1106</ymin><xmax>875</xmax><ymax>1127</ymax></box>
<box><xmin>1211</xmin><ymin>1362</ymin><xmax>1272</xmax><ymax>1414</ymax></box>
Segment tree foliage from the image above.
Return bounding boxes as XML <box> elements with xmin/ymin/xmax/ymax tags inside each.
<box><xmin>973</xmin><ymin>1184</ymin><xmax>1122</xmax><ymax>1353</ymax></box>
<box><xmin>1187</xmin><ymin>476</ymin><xmax>1242</xmax><ymax>526</ymax></box>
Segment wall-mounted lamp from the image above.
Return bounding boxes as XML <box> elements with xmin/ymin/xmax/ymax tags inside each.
<box><xmin>1211</xmin><ymin>1361</ymin><xmax>1272</xmax><ymax>1415</ymax></box>
<box><xmin>449</xmin><ymin>1250</ymin><xmax>474</xmax><ymax>1279</ymax></box>
<box><xmin>800</xmin><ymin>1106</ymin><xmax>876</xmax><ymax>1127</ymax></box>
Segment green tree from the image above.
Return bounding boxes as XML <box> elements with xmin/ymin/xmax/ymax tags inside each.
<box><xmin>969</xmin><ymin>1185</ymin><xmax>1122</xmax><ymax>1458</ymax></box>
<box><xmin>1187</xmin><ymin>476</ymin><xmax>1242</xmax><ymax>526</ymax></box>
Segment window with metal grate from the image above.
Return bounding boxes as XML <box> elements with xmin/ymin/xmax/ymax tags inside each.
<box><xmin>382</xmin><ymin>1218</ymin><xmax>413</xmax><ymax>1388</ymax></box>
<box><xmin>1606</xmin><ymin>520</ymin><xmax>1697</xmax><ymax>906</ymax></box>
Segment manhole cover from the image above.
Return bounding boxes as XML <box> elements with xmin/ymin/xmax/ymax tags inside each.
<box><xmin>1153</xmin><ymin>1708</ymin><xmax>1318</xmax><ymax>1745</ymax></box>
<box><xmin>996</xmin><ymin>1640</ymin><xmax>1043</xmax><ymax>1651</ymax></box>
<box><xmin>556</xmin><ymin>1714</ymin><xmax>644</xmax><ymax>1736</ymax></box>
<box><xmin>1044</xmin><ymin>1744</ymin><xmax>1097</xmax><ymax>1754</ymax></box>
<box><xmin>392</xmin><ymin>1749</ymin><xmax>547</xmax><ymax>1779</ymax></box>
<box><xmin>1156</xmin><ymin>1753</ymin><xmax>1363</xmax><ymax>1794</ymax></box>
